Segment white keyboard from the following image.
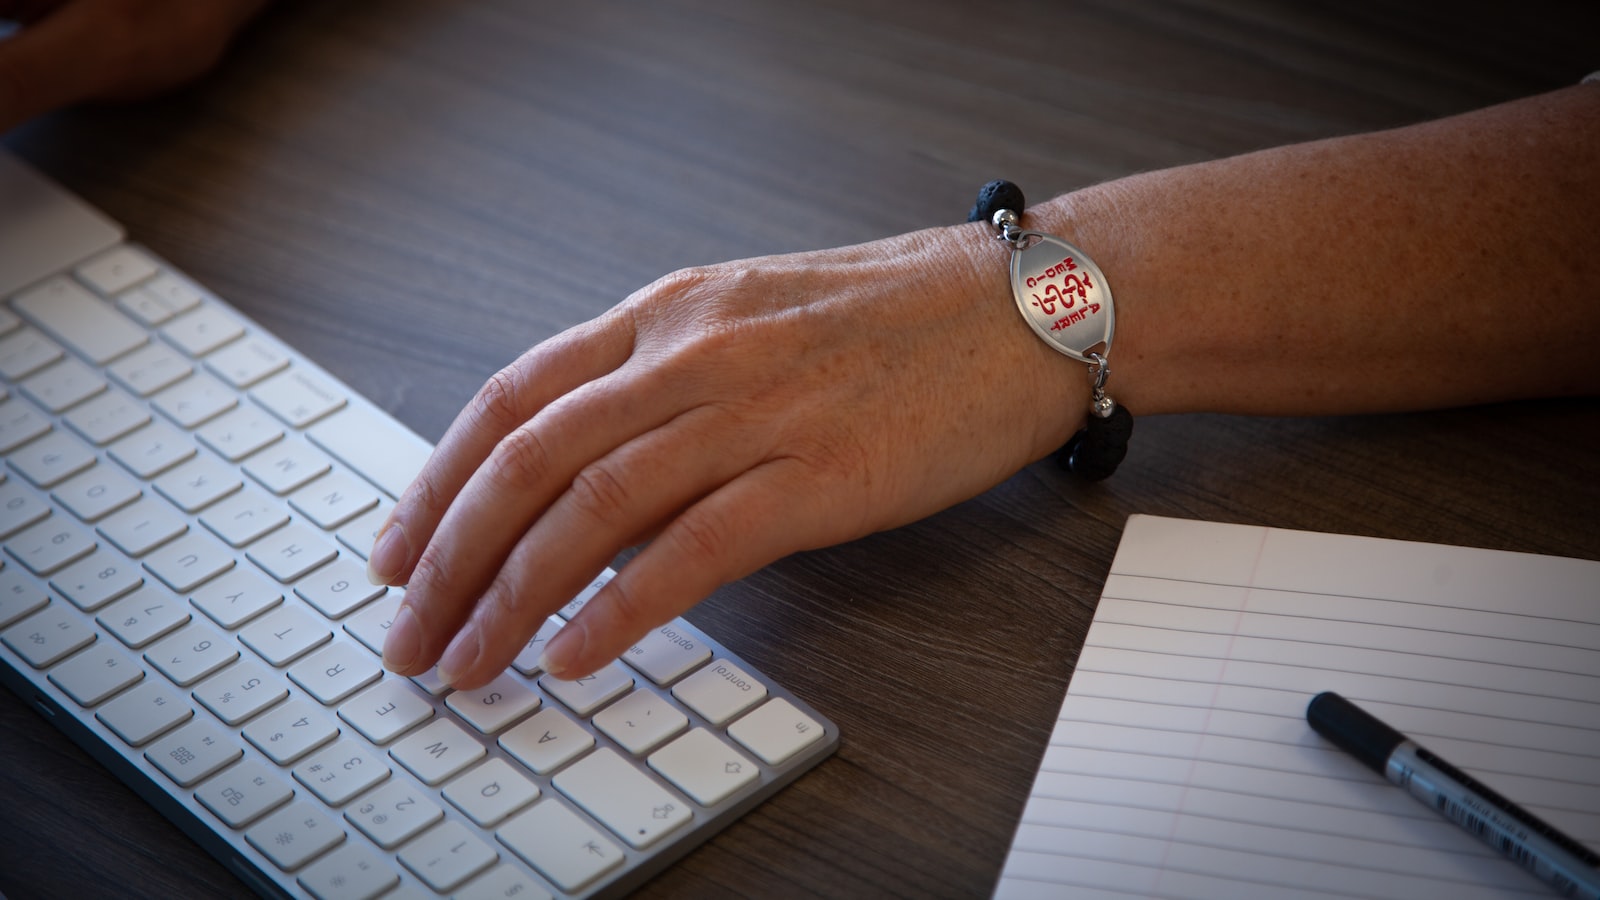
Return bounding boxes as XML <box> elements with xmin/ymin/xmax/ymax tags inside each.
<box><xmin>0</xmin><ymin>152</ymin><xmax>838</xmax><ymax>900</ymax></box>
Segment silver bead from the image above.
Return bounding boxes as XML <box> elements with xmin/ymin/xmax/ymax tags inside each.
<box><xmin>1092</xmin><ymin>395</ymin><xmax>1117</xmax><ymax>418</ymax></box>
<box><xmin>991</xmin><ymin>209</ymin><xmax>1019</xmax><ymax>229</ymax></box>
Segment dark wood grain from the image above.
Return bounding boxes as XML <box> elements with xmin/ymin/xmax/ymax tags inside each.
<box><xmin>3</xmin><ymin>1</ymin><xmax>1597</xmax><ymax>898</ymax></box>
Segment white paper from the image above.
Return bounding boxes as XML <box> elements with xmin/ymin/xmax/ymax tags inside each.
<box><xmin>995</xmin><ymin>515</ymin><xmax>1600</xmax><ymax>899</ymax></box>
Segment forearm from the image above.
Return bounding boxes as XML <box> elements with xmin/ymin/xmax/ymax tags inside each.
<box><xmin>1020</xmin><ymin>82</ymin><xmax>1600</xmax><ymax>418</ymax></box>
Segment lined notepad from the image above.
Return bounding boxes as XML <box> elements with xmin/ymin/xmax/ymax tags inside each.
<box><xmin>995</xmin><ymin>515</ymin><xmax>1600</xmax><ymax>899</ymax></box>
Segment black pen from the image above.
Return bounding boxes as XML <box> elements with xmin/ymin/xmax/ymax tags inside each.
<box><xmin>1307</xmin><ymin>691</ymin><xmax>1600</xmax><ymax>899</ymax></box>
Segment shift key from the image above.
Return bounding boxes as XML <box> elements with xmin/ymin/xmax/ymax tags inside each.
<box><xmin>308</xmin><ymin>404</ymin><xmax>431</xmax><ymax>500</ymax></box>
<box><xmin>13</xmin><ymin>276</ymin><xmax>145</xmax><ymax>365</ymax></box>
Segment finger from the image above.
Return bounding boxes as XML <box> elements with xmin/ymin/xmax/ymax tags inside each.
<box><xmin>542</xmin><ymin>457</ymin><xmax>848</xmax><ymax>679</ymax></box>
<box><xmin>429</xmin><ymin>405</ymin><xmax>765</xmax><ymax>689</ymax></box>
<box><xmin>0</xmin><ymin>0</ymin><xmax>267</xmax><ymax>131</ymax></box>
<box><xmin>368</xmin><ymin>314</ymin><xmax>632</xmax><ymax>587</ymax></box>
<box><xmin>383</xmin><ymin>362</ymin><xmax>698</xmax><ymax>676</ymax></box>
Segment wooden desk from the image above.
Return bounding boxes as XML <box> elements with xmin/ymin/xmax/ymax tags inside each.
<box><xmin>3</xmin><ymin>2</ymin><xmax>1596</xmax><ymax>897</ymax></box>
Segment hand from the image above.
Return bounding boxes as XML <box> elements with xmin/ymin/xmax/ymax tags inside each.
<box><xmin>372</xmin><ymin>224</ymin><xmax>1091</xmax><ymax>688</ymax></box>
<box><xmin>0</xmin><ymin>0</ymin><xmax>268</xmax><ymax>132</ymax></box>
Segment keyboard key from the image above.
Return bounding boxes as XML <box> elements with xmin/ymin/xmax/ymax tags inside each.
<box><xmin>243</xmin><ymin>439</ymin><xmax>332</xmax><ymax>496</ymax></box>
<box><xmin>252</xmin><ymin>368</ymin><xmax>346</xmax><ymax>429</ymax></box>
<box><xmin>115</xmin><ymin>284</ymin><xmax>180</xmax><ymax>327</ymax></box>
<box><xmin>20</xmin><ymin>357</ymin><xmax>105</xmax><ymax>413</ymax></box>
<box><xmin>557</xmin><ymin>571</ymin><xmax>610</xmax><ymax>621</ymax></box>
<box><xmin>671</xmin><ymin>658</ymin><xmax>767</xmax><ymax>725</ymax></box>
<box><xmin>510</xmin><ymin>616</ymin><xmax>565</xmax><ymax>676</ymax></box>
<box><xmin>0</xmin><ymin>478</ymin><xmax>53</xmax><ymax>539</ymax></box>
<box><xmin>193</xmin><ymin>658</ymin><xmax>288</xmax><ymax>725</ymax></box>
<box><xmin>76</xmin><ymin>245</ymin><xmax>160</xmax><ymax>295</ymax></box>
<box><xmin>246</xmin><ymin>799</ymin><xmax>346</xmax><ymax>871</ymax></box>
<box><xmin>52</xmin><ymin>465</ymin><xmax>142</xmax><ymax>522</ymax></box>
<box><xmin>288</xmin><ymin>642</ymin><xmax>382</xmax><ymax>705</ymax></box>
<box><xmin>97</xmin><ymin>496</ymin><xmax>188</xmax><ymax>556</ymax></box>
<box><xmin>293</xmin><ymin>738</ymin><xmax>392</xmax><ymax>806</ymax></box>
<box><xmin>240</xmin><ymin>604</ymin><xmax>333</xmax><ymax>666</ymax></box>
<box><xmin>409</xmin><ymin>667</ymin><xmax>451</xmax><ymax>697</ymax></box>
<box><xmin>306</xmin><ymin>405</ymin><xmax>429</xmax><ymax>501</ymax></box>
<box><xmin>95</xmin><ymin>679</ymin><xmax>192</xmax><ymax>745</ymax></box>
<box><xmin>443</xmin><ymin>758</ymin><xmax>541</xmax><ymax>828</ymax></box>
<box><xmin>499</xmin><ymin>707</ymin><xmax>593</xmax><ymax>776</ymax></box>
<box><xmin>6</xmin><ymin>515</ymin><xmax>96</xmax><ymax>575</ymax></box>
<box><xmin>204</xmin><ymin>336</ymin><xmax>288</xmax><ymax>388</ymax></box>
<box><xmin>13</xmin><ymin>277</ymin><xmax>146</xmax><ymax>365</ymax></box>
<box><xmin>153</xmin><ymin>456</ymin><xmax>243</xmax><ymax>513</ymax></box>
<box><xmin>244</xmin><ymin>699</ymin><xmax>340</xmax><ymax>765</ymax></box>
<box><xmin>0</xmin><ymin>327</ymin><xmax>63</xmax><ymax>380</ymax></box>
<box><xmin>0</xmin><ymin>396</ymin><xmax>52</xmax><ymax>453</ymax></box>
<box><xmin>539</xmin><ymin>662</ymin><xmax>633</xmax><ymax>717</ymax></box>
<box><xmin>108</xmin><ymin>421</ymin><xmax>196</xmax><ymax>478</ymax></box>
<box><xmin>8</xmin><ymin>429</ymin><xmax>96</xmax><ymax>488</ymax></box>
<box><xmin>142</xmin><ymin>530</ymin><xmax>236</xmax><ymax>592</ymax></box>
<box><xmin>342</xmin><ymin>591</ymin><xmax>400</xmax><ymax>656</ymax></box>
<box><xmin>98</xmin><ymin>583</ymin><xmax>191</xmax><ymax>648</ymax></box>
<box><xmin>446</xmin><ymin>671</ymin><xmax>542</xmax><ymax>735</ymax></box>
<box><xmin>455</xmin><ymin>863</ymin><xmax>554</xmax><ymax>900</ymax></box>
<box><xmin>496</xmin><ymin>799</ymin><xmax>623</xmax><ymax>893</ymax></box>
<box><xmin>196</xmin><ymin>405</ymin><xmax>284</xmax><ymax>461</ymax></box>
<box><xmin>199</xmin><ymin>487</ymin><xmax>291</xmax><ymax>548</ymax></box>
<box><xmin>593</xmin><ymin>687</ymin><xmax>687</xmax><ymax>755</ymax></box>
<box><xmin>2</xmin><ymin>604</ymin><xmax>97</xmax><ymax>667</ymax></box>
<box><xmin>297</xmin><ymin>842</ymin><xmax>398</xmax><ymax>900</ymax></box>
<box><xmin>108</xmin><ymin>341</ymin><xmax>192</xmax><ymax>397</ymax></box>
<box><xmin>63</xmin><ymin>389</ymin><xmax>150</xmax><ymax>445</ymax></box>
<box><xmin>391</xmin><ymin>718</ymin><xmax>485</xmax><ymax>785</ymax></box>
<box><xmin>621</xmin><ymin>620</ymin><xmax>713</xmax><ymax>685</ymax></box>
<box><xmin>338</xmin><ymin>677</ymin><xmax>433</xmax><ymax>744</ymax></box>
<box><xmin>727</xmin><ymin>697</ymin><xmax>828</xmax><ymax>766</ymax></box>
<box><xmin>144</xmin><ymin>622</ymin><xmax>239</xmax><ymax>686</ymax></box>
<box><xmin>52</xmin><ymin>550</ymin><xmax>143</xmax><ymax>611</ymax></box>
<box><xmin>48</xmin><ymin>642</ymin><xmax>145</xmax><ymax>707</ymax></box>
<box><xmin>162</xmin><ymin>303</ymin><xmax>245</xmax><ymax>357</ymax></box>
<box><xmin>649</xmin><ymin>728</ymin><xmax>760</xmax><ymax>807</ymax></box>
<box><xmin>145</xmin><ymin>719</ymin><xmax>243</xmax><ymax>787</ymax></box>
<box><xmin>295</xmin><ymin>556</ymin><xmax>384</xmax><ymax>619</ymax></box>
<box><xmin>289</xmin><ymin>471</ymin><xmax>379</xmax><ymax>530</ymax></box>
<box><xmin>398</xmin><ymin>819</ymin><xmax>498</xmax><ymax>892</ymax></box>
<box><xmin>246</xmin><ymin>523</ymin><xmax>337</xmax><ymax>583</ymax></box>
<box><xmin>139</xmin><ymin>271</ymin><xmax>206</xmax><ymax>316</ymax></box>
<box><xmin>334</xmin><ymin>502</ymin><xmax>390</xmax><ymax>561</ymax></box>
<box><xmin>191</xmin><ymin>566</ymin><xmax>283</xmax><ymax>629</ymax></box>
<box><xmin>152</xmin><ymin>371</ymin><xmax>237</xmax><ymax>428</ymax></box>
<box><xmin>553</xmin><ymin>748</ymin><xmax>691</xmax><ymax>850</ymax></box>
<box><xmin>0</xmin><ymin>565</ymin><xmax>50</xmax><ymax>627</ymax></box>
<box><xmin>346</xmin><ymin>779</ymin><xmax>443</xmax><ymax>849</ymax></box>
<box><xmin>195</xmin><ymin>759</ymin><xmax>294</xmax><ymax>828</ymax></box>
<box><xmin>191</xmin><ymin>765</ymin><xmax>289</xmax><ymax>839</ymax></box>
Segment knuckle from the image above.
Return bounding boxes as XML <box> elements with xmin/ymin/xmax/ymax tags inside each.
<box><xmin>598</xmin><ymin>576</ymin><xmax>649</xmax><ymax>631</ymax></box>
<box><xmin>567</xmin><ymin>462</ymin><xmax>633</xmax><ymax>527</ymax></box>
<box><xmin>406</xmin><ymin>543</ymin><xmax>455</xmax><ymax>601</ymax></box>
<box><xmin>490</xmin><ymin>424</ymin><xmax>555</xmax><ymax>490</ymax></box>
<box><xmin>472</xmin><ymin>367</ymin><xmax>529</xmax><ymax>435</ymax></box>
<box><xmin>669</xmin><ymin>508</ymin><xmax>730</xmax><ymax>566</ymax></box>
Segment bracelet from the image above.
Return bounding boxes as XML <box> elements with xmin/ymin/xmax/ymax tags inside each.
<box><xmin>968</xmin><ymin>180</ymin><xmax>1132</xmax><ymax>480</ymax></box>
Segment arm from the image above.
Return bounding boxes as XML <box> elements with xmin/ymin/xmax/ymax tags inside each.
<box><xmin>0</xmin><ymin>0</ymin><xmax>268</xmax><ymax>133</ymax></box>
<box><xmin>375</xmin><ymin>83</ymin><xmax>1600</xmax><ymax>689</ymax></box>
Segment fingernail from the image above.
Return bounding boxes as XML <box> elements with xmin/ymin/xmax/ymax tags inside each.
<box><xmin>539</xmin><ymin>619</ymin><xmax>586</xmax><ymax>679</ymax></box>
<box><xmin>382</xmin><ymin>605</ymin><xmax>421</xmax><ymax>672</ymax></box>
<box><xmin>437</xmin><ymin>623</ymin><xmax>480</xmax><ymax>687</ymax></box>
<box><xmin>367</xmin><ymin>521</ymin><xmax>410</xmax><ymax>585</ymax></box>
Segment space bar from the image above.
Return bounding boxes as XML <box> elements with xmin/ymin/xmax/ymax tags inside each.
<box><xmin>306</xmin><ymin>405</ymin><xmax>432</xmax><ymax>500</ymax></box>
